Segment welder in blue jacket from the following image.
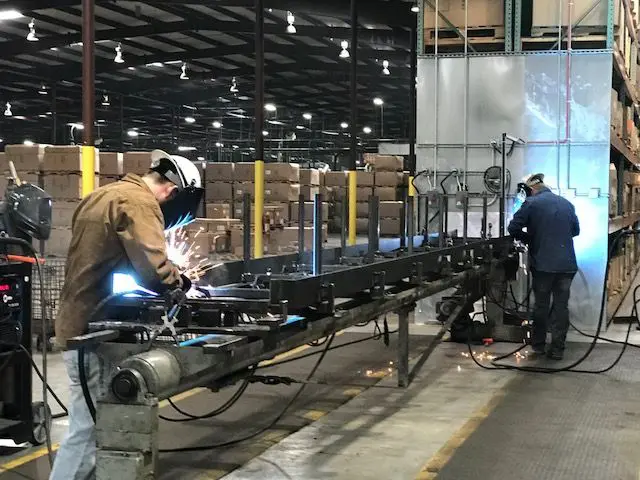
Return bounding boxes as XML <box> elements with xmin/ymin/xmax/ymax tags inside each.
<box><xmin>508</xmin><ymin>173</ymin><xmax>580</xmax><ymax>360</ymax></box>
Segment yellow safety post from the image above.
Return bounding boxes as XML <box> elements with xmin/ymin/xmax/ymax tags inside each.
<box><xmin>81</xmin><ymin>146</ymin><xmax>96</xmax><ymax>197</ymax></box>
<box><xmin>408</xmin><ymin>176</ymin><xmax>416</xmax><ymax>198</ymax></box>
<box><xmin>254</xmin><ymin>160</ymin><xmax>265</xmax><ymax>258</ymax></box>
<box><xmin>348</xmin><ymin>170</ymin><xmax>357</xmax><ymax>245</ymax></box>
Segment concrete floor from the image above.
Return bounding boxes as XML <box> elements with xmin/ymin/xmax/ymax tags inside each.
<box><xmin>3</xmin><ymin>315</ymin><xmax>640</xmax><ymax>479</ymax></box>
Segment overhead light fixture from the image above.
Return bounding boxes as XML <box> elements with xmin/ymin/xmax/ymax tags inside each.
<box><xmin>23</xmin><ymin>139</ymin><xmax>34</xmax><ymax>146</ymax></box>
<box><xmin>178</xmin><ymin>146</ymin><xmax>197</xmax><ymax>152</ymax></box>
<box><xmin>68</xmin><ymin>122</ymin><xmax>84</xmax><ymax>130</ymax></box>
<box><xmin>185</xmin><ymin>116</ymin><xmax>196</xmax><ymax>124</ymax></box>
<box><xmin>4</xmin><ymin>102</ymin><xmax>12</xmax><ymax>117</ymax></box>
<box><xmin>0</xmin><ymin>138</ymin><xmax>3</xmax><ymax>143</ymax></box>
<box><xmin>0</xmin><ymin>10</ymin><xmax>24</xmax><ymax>21</ymax></box>
<box><xmin>197</xmin><ymin>156</ymin><xmax>205</xmax><ymax>161</ymax></box>
<box><xmin>127</xmin><ymin>66</ymin><xmax>135</xmax><ymax>71</ymax></box>
<box><xmin>382</xmin><ymin>60</ymin><xmax>390</xmax><ymax>75</ymax></box>
<box><xmin>127</xmin><ymin>129</ymin><xmax>139</xmax><ymax>137</ymax></box>
<box><xmin>303</xmin><ymin>112</ymin><xmax>312</xmax><ymax>121</ymax></box>
<box><xmin>363</xmin><ymin>126</ymin><xmax>372</xmax><ymax>134</ymax></box>
<box><xmin>26</xmin><ymin>18</ymin><xmax>38</xmax><ymax>42</ymax></box>
<box><xmin>232</xmin><ymin>145</ymin><xmax>239</xmax><ymax>149</ymax></box>
<box><xmin>180</xmin><ymin>62</ymin><xmax>189</xmax><ymax>80</ymax></box>
<box><xmin>114</xmin><ymin>43</ymin><xmax>124</xmax><ymax>63</ymax></box>
<box><xmin>264</xmin><ymin>103</ymin><xmax>277</xmax><ymax>112</ymax></box>
<box><xmin>411</xmin><ymin>4</ymin><xmax>420</xmax><ymax>13</ymax></box>
<box><xmin>38</xmin><ymin>83</ymin><xmax>48</xmax><ymax>95</ymax></box>
<box><xmin>230</xmin><ymin>77</ymin><xmax>238</xmax><ymax>93</ymax></box>
<box><xmin>296</xmin><ymin>125</ymin><xmax>305</xmax><ymax>130</ymax></box>
<box><xmin>212</xmin><ymin>120</ymin><xmax>222</xmax><ymax>129</ymax></box>
<box><xmin>373</xmin><ymin>97</ymin><xmax>384</xmax><ymax>106</ymax></box>
<box><xmin>340</xmin><ymin>122</ymin><xmax>349</xmax><ymax>129</ymax></box>
<box><xmin>102</xmin><ymin>95</ymin><xmax>110</xmax><ymax>106</ymax></box>
<box><xmin>339</xmin><ymin>40</ymin><xmax>350</xmax><ymax>59</ymax></box>
<box><xmin>146</xmin><ymin>62</ymin><xmax>164</xmax><ymax>68</ymax></box>
<box><xmin>215</xmin><ymin>142</ymin><xmax>224</xmax><ymax>147</ymax></box>
<box><xmin>262</xmin><ymin>130</ymin><xmax>269</xmax><ymax>136</ymax></box>
<box><xmin>286</xmin><ymin>11</ymin><xmax>296</xmax><ymax>34</ymax></box>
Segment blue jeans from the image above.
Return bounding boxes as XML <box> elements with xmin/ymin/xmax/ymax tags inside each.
<box><xmin>49</xmin><ymin>349</ymin><xmax>109</xmax><ymax>480</ymax></box>
<box><xmin>531</xmin><ymin>271</ymin><xmax>575</xmax><ymax>354</ymax></box>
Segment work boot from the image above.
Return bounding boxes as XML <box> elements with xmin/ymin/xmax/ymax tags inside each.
<box><xmin>546</xmin><ymin>349</ymin><xmax>563</xmax><ymax>361</ymax></box>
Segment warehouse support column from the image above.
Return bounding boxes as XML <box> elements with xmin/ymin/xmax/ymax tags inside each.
<box><xmin>408</xmin><ymin>26</ymin><xmax>417</xmax><ymax>253</ymax></box>
<box><xmin>254</xmin><ymin>0</ymin><xmax>265</xmax><ymax>258</ymax></box>
<box><xmin>348</xmin><ymin>0</ymin><xmax>358</xmax><ymax>246</ymax></box>
<box><xmin>81</xmin><ymin>0</ymin><xmax>96</xmax><ymax>198</ymax></box>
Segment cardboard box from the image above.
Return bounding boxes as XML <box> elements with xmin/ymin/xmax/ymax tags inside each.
<box><xmin>380</xmin><ymin>218</ymin><xmax>402</xmax><ymax>236</ymax></box>
<box><xmin>264</xmin><ymin>163</ymin><xmax>300</xmax><ymax>183</ymax></box>
<box><xmin>206</xmin><ymin>163</ymin><xmax>234</xmax><ymax>182</ymax></box>
<box><xmin>206</xmin><ymin>203</ymin><xmax>232</xmax><ymax>219</ymax></box>
<box><xmin>264</xmin><ymin>183</ymin><xmax>300</xmax><ymax>202</ymax></box>
<box><xmin>0</xmin><ymin>171</ymin><xmax>39</xmax><ymax>194</ymax></box>
<box><xmin>375</xmin><ymin>171</ymin><xmax>404</xmax><ymax>187</ymax></box>
<box><xmin>212</xmin><ymin>234</ymin><xmax>230</xmax><ymax>253</ymax></box>
<box><xmin>324</xmin><ymin>171</ymin><xmax>348</xmax><ymax>187</ymax></box>
<box><xmin>183</xmin><ymin>229</ymin><xmax>213</xmax><ymax>255</ymax></box>
<box><xmin>43</xmin><ymin>174</ymin><xmax>100</xmax><ymax>200</ymax></box>
<box><xmin>356</xmin><ymin>171</ymin><xmax>374</xmax><ymax>186</ymax></box>
<box><xmin>232</xmin><ymin>203</ymin><xmax>290</xmax><ymax>223</ymax></box>
<box><xmin>380</xmin><ymin>201</ymin><xmax>404</xmax><ymax>218</ymax></box>
<box><xmin>300</xmin><ymin>168</ymin><xmax>320</xmax><ymax>185</ymax></box>
<box><xmin>277</xmin><ymin>225</ymin><xmax>329</xmax><ymax>250</ymax></box>
<box><xmin>234</xmin><ymin>163</ymin><xmax>255</xmax><ymax>181</ymax></box>
<box><xmin>43</xmin><ymin>146</ymin><xmax>100</xmax><ymax>173</ymax></box>
<box><xmin>300</xmin><ymin>185</ymin><xmax>320</xmax><ymax>201</ymax></box>
<box><xmin>51</xmin><ymin>200</ymin><xmax>80</xmax><ymax>229</ymax></box>
<box><xmin>424</xmin><ymin>0</ymin><xmax>504</xmax><ymax>30</ymax></box>
<box><xmin>100</xmin><ymin>175</ymin><xmax>120</xmax><ymax>187</ymax></box>
<box><xmin>363</xmin><ymin>154</ymin><xmax>404</xmax><ymax>172</ymax></box>
<box><xmin>375</xmin><ymin>187</ymin><xmax>398</xmax><ymax>201</ymax></box>
<box><xmin>123</xmin><ymin>151</ymin><xmax>153</xmax><ymax>174</ymax></box>
<box><xmin>206</xmin><ymin>218</ymin><xmax>242</xmax><ymax>234</ymax></box>
<box><xmin>99</xmin><ymin>152</ymin><xmax>123</xmax><ymax>176</ymax></box>
<box><xmin>45</xmin><ymin>227</ymin><xmax>73</xmax><ymax>256</ymax></box>
<box><xmin>290</xmin><ymin>202</ymin><xmax>329</xmax><ymax>223</ymax></box>
<box><xmin>333</xmin><ymin>186</ymin><xmax>374</xmax><ymax>201</ymax></box>
<box><xmin>206</xmin><ymin>182</ymin><xmax>233</xmax><ymax>202</ymax></box>
<box><xmin>5</xmin><ymin>144</ymin><xmax>46</xmax><ymax>172</ymax></box>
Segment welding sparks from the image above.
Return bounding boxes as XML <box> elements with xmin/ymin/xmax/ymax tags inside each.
<box><xmin>165</xmin><ymin>227</ymin><xmax>220</xmax><ymax>283</ymax></box>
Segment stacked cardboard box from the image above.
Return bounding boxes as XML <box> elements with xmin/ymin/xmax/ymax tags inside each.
<box><xmin>379</xmin><ymin>201</ymin><xmax>404</xmax><ymax>236</ymax></box>
<box><xmin>123</xmin><ymin>151</ymin><xmax>152</xmax><ymax>175</ymax></box>
<box><xmin>100</xmin><ymin>152</ymin><xmax>123</xmax><ymax>186</ymax></box>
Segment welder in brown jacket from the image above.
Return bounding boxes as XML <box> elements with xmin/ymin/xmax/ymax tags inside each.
<box><xmin>50</xmin><ymin>150</ymin><xmax>203</xmax><ymax>480</ymax></box>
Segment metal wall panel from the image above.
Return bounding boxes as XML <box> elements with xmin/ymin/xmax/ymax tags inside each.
<box><xmin>416</xmin><ymin>52</ymin><xmax>613</xmax><ymax>331</ymax></box>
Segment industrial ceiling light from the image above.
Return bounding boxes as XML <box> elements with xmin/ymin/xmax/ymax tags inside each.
<box><xmin>185</xmin><ymin>116</ymin><xmax>196</xmax><ymax>124</ymax></box>
<box><xmin>38</xmin><ymin>83</ymin><xmax>48</xmax><ymax>95</ymax></box>
<box><xmin>339</xmin><ymin>40</ymin><xmax>350</xmax><ymax>59</ymax></box>
<box><xmin>102</xmin><ymin>94</ymin><xmax>110</xmax><ymax>106</ymax></box>
<box><xmin>4</xmin><ymin>102</ymin><xmax>12</xmax><ymax>117</ymax></box>
<box><xmin>230</xmin><ymin>77</ymin><xmax>238</xmax><ymax>93</ymax></box>
<box><xmin>114</xmin><ymin>43</ymin><xmax>124</xmax><ymax>63</ymax></box>
<box><xmin>212</xmin><ymin>120</ymin><xmax>222</xmax><ymax>129</ymax></box>
<box><xmin>180</xmin><ymin>62</ymin><xmax>189</xmax><ymax>80</ymax></box>
<box><xmin>178</xmin><ymin>146</ymin><xmax>196</xmax><ymax>152</ymax></box>
<box><xmin>127</xmin><ymin>129</ymin><xmax>139</xmax><ymax>137</ymax></box>
<box><xmin>232</xmin><ymin>145</ymin><xmax>239</xmax><ymax>149</ymax></box>
<box><xmin>296</xmin><ymin>125</ymin><xmax>305</xmax><ymax>130</ymax></box>
<box><xmin>264</xmin><ymin>103</ymin><xmax>276</xmax><ymax>112</ymax></box>
<box><xmin>0</xmin><ymin>10</ymin><xmax>24</xmax><ymax>21</ymax></box>
<box><xmin>262</xmin><ymin>130</ymin><xmax>269</xmax><ymax>136</ymax></box>
<box><xmin>286</xmin><ymin>11</ymin><xmax>296</xmax><ymax>34</ymax></box>
<box><xmin>411</xmin><ymin>4</ymin><xmax>419</xmax><ymax>13</ymax></box>
<box><xmin>363</xmin><ymin>126</ymin><xmax>372</xmax><ymax>134</ymax></box>
<box><xmin>197</xmin><ymin>156</ymin><xmax>205</xmax><ymax>161</ymax></box>
<box><xmin>382</xmin><ymin>60</ymin><xmax>390</xmax><ymax>75</ymax></box>
<box><xmin>26</xmin><ymin>18</ymin><xmax>38</xmax><ymax>42</ymax></box>
<box><xmin>340</xmin><ymin>122</ymin><xmax>349</xmax><ymax>129</ymax></box>
<box><xmin>303</xmin><ymin>112</ymin><xmax>312</xmax><ymax>121</ymax></box>
<box><xmin>215</xmin><ymin>141</ymin><xmax>223</xmax><ymax>147</ymax></box>
<box><xmin>373</xmin><ymin>97</ymin><xmax>384</xmax><ymax>106</ymax></box>
<box><xmin>68</xmin><ymin>122</ymin><xmax>84</xmax><ymax>130</ymax></box>
<box><xmin>23</xmin><ymin>139</ymin><xmax>34</xmax><ymax>146</ymax></box>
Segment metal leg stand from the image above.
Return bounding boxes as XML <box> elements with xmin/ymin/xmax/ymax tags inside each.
<box><xmin>298</xmin><ymin>194</ymin><xmax>305</xmax><ymax>266</ymax></box>
<box><xmin>368</xmin><ymin>195</ymin><xmax>380</xmax><ymax>257</ymax></box>
<box><xmin>481</xmin><ymin>193</ymin><xmax>488</xmax><ymax>240</ymax></box>
<box><xmin>96</xmin><ymin>399</ymin><xmax>159</xmax><ymax>480</ymax></box>
<box><xmin>400</xmin><ymin>189</ymin><xmax>407</xmax><ymax>249</ymax></box>
<box><xmin>407</xmin><ymin>194</ymin><xmax>415</xmax><ymax>254</ymax></box>
<box><xmin>313</xmin><ymin>193</ymin><xmax>324</xmax><ymax>275</ymax></box>
<box><xmin>438</xmin><ymin>194</ymin><xmax>445</xmax><ymax>248</ymax></box>
<box><xmin>242</xmin><ymin>193</ymin><xmax>251</xmax><ymax>271</ymax></box>
<box><xmin>340</xmin><ymin>197</ymin><xmax>347</xmax><ymax>255</ymax></box>
<box><xmin>397</xmin><ymin>307</ymin><xmax>413</xmax><ymax>388</ymax></box>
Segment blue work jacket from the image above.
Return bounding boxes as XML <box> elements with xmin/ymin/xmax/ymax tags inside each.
<box><xmin>507</xmin><ymin>187</ymin><xmax>580</xmax><ymax>273</ymax></box>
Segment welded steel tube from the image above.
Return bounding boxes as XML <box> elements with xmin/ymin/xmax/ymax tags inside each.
<box><xmin>298</xmin><ymin>194</ymin><xmax>305</xmax><ymax>264</ymax></box>
<box><xmin>407</xmin><ymin>195</ymin><xmax>415</xmax><ymax>255</ymax></box>
<box><xmin>243</xmin><ymin>193</ymin><xmax>251</xmax><ymax>270</ymax></box>
<box><xmin>368</xmin><ymin>195</ymin><xmax>380</xmax><ymax>255</ymax></box>
<box><xmin>499</xmin><ymin>132</ymin><xmax>506</xmax><ymax>237</ymax></box>
<box><xmin>313</xmin><ymin>193</ymin><xmax>324</xmax><ymax>275</ymax></box>
<box><xmin>254</xmin><ymin>0</ymin><xmax>265</xmax><ymax>258</ymax></box>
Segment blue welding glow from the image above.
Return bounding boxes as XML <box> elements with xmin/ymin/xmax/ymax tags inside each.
<box><xmin>166</xmin><ymin>213</ymin><xmax>195</xmax><ymax>233</ymax></box>
<box><xmin>112</xmin><ymin>273</ymin><xmax>158</xmax><ymax>296</ymax></box>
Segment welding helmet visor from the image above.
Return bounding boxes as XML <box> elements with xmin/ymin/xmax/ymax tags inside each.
<box><xmin>150</xmin><ymin>150</ymin><xmax>204</xmax><ymax>230</ymax></box>
<box><xmin>6</xmin><ymin>183</ymin><xmax>52</xmax><ymax>240</ymax></box>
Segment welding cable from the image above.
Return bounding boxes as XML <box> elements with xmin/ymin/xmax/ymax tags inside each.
<box><xmin>158</xmin><ymin>333</ymin><xmax>336</xmax><ymax>453</ymax></box>
<box><xmin>0</xmin><ymin>237</ymin><xmax>53</xmax><ymax>466</ymax></box>
<box><xmin>160</xmin><ymin>371</ymin><xmax>254</xmax><ymax>422</ymax></box>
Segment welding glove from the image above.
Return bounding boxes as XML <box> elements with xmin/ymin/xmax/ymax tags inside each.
<box><xmin>165</xmin><ymin>287</ymin><xmax>187</xmax><ymax>310</ymax></box>
<box><xmin>180</xmin><ymin>273</ymin><xmax>192</xmax><ymax>292</ymax></box>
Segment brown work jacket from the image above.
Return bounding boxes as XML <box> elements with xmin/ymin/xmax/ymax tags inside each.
<box><xmin>54</xmin><ymin>173</ymin><xmax>182</xmax><ymax>349</ymax></box>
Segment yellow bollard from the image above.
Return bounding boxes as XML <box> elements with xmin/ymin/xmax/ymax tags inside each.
<box><xmin>81</xmin><ymin>146</ymin><xmax>96</xmax><ymax>197</ymax></box>
<box><xmin>408</xmin><ymin>175</ymin><xmax>416</xmax><ymax>197</ymax></box>
<box><xmin>254</xmin><ymin>160</ymin><xmax>265</xmax><ymax>258</ymax></box>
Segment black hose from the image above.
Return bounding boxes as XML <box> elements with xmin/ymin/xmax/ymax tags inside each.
<box><xmin>78</xmin><ymin>347</ymin><xmax>96</xmax><ymax>422</ymax></box>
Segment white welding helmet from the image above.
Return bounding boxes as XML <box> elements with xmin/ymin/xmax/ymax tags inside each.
<box><xmin>149</xmin><ymin>150</ymin><xmax>204</xmax><ymax>230</ymax></box>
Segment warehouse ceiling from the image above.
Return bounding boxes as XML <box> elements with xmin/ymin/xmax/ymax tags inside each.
<box><xmin>0</xmin><ymin>0</ymin><xmax>417</xmax><ymax>161</ymax></box>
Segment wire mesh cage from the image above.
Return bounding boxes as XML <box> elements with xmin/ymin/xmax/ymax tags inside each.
<box><xmin>31</xmin><ymin>257</ymin><xmax>66</xmax><ymax>346</ymax></box>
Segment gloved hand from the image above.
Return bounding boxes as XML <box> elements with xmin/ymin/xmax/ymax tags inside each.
<box><xmin>180</xmin><ymin>274</ymin><xmax>192</xmax><ymax>292</ymax></box>
<box><xmin>165</xmin><ymin>287</ymin><xmax>187</xmax><ymax>310</ymax></box>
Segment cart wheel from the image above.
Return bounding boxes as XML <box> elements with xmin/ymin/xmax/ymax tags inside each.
<box><xmin>30</xmin><ymin>401</ymin><xmax>52</xmax><ymax>446</ymax></box>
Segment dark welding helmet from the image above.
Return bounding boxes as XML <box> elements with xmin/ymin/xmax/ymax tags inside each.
<box><xmin>517</xmin><ymin>173</ymin><xmax>545</xmax><ymax>198</ymax></box>
<box><xmin>149</xmin><ymin>150</ymin><xmax>204</xmax><ymax>231</ymax></box>
<box><xmin>5</xmin><ymin>182</ymin><xmax>52</xmax><ymax>240</ymax></box>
